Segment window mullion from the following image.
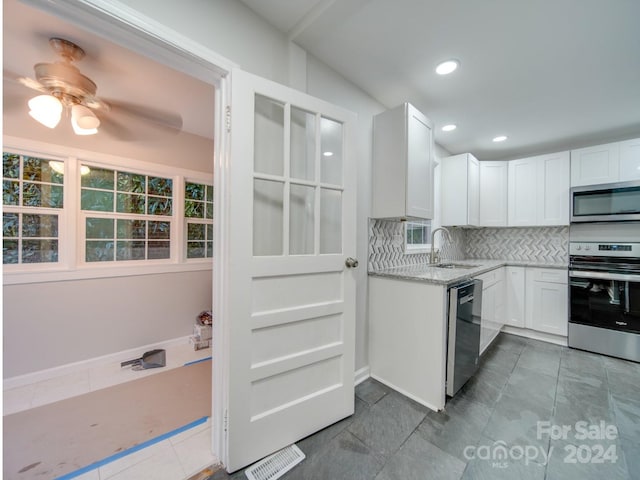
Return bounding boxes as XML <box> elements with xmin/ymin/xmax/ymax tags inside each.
<box><xmin>174</xmin><ymin>175</ymin><xmax>185</xmax><ymax>263</ymax></box>
<box><xmin>66</xmin><ymin>157</ymin><xmax>79</xmax><ymax>269</ymax></box>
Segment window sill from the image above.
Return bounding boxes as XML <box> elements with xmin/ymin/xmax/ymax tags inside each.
<box><xmin>3</xmin><ymin>261</ymin><xmax>213</xmax><ymax>286</ymax></box>
<box><xmin>405</xmin><ymin>244</ymin><xmax>432</xmax><ymax>255</ymax></box>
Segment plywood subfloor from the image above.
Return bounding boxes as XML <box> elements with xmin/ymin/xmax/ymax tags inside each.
<box><xmin>3</xmin><ymin>359</ymin><xmax>212</xmax><ymax>480</ymax></box>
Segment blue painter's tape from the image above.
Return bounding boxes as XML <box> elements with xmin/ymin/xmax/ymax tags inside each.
<box><xmin>184</xmin><ymin>356</ymin><xmax>212</xmax><ymax>367</ymax></box>
<box><xmin>54</xmin><ymin>416</ymin><xmax>210</xmax><ymax>480</ymax></box>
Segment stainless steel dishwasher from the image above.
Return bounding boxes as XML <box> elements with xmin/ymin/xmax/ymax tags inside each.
<box><xmin>446</xmin><ymin>278</ymin><xmax>483</xmax><ymax>397</ymax></box>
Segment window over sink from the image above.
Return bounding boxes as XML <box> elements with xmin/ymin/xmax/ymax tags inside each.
<box><xmin>405</xmin><ymin>219</ymin><xmax>432</xmax><ymax>253</ymax></box>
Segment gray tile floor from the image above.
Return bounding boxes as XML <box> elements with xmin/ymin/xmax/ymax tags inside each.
<box><xmin>214</xmin><ymin>333</ymin><xmax>640</xmax><ymax>480</ymax></box>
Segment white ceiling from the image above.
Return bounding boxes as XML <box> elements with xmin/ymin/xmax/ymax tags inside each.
<box><xmin>4</xmin><ymin>1</ymin><xmax>640</xmax><ymax>159</ymax></box>
<box><xmin>241</xmin><ymin>0</ymin><xmax>640</xmax><ymax>160</ymax></box>
<box><xmin>3</xmin><ymin>0</ymin><xmax>215</xmax><ymax>141</ymax></box>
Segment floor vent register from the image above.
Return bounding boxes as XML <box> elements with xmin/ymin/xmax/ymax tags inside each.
<box><xmin>244</xmin><ymin>444</ymin><xmax>305</xmax><ymax>480</ymax></box>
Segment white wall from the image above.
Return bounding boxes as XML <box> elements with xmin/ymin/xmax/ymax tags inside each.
<box><xmin>3</xmin><ymin>61</ymin><xmax>214</xmax><ymax>379</ymax></box>
<box><xmin>1</xmin><ymin>129</ymin><xmax>214</xmax><ymax>379</ymax></box>
<box><xmin>115</xmin><ymin>0</ymin><xmax>390</xmax><ymax>372</ymax></box>
<box><xmin>4</xmin><ymin>271</ymin><xmax>212</xmax><ymax>377</ymax></box>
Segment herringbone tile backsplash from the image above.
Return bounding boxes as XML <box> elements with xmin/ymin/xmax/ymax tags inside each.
<box><xmin>368</xmin><ymin>219</ymin><xmax>568</xmax><ymax>270</ymax></box>
<box><xmin>368</xmin><ymin>219</ymin><xmax>465</xmax><ymax>271</ymax></box>
<box><xmin>465</xmin><ymin>226</ymin><xmax>568</xmax><ymax>262</ymax></box>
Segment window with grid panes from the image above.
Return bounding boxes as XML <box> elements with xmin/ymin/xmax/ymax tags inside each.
<box><xmin>405</xmin><ymin>220</ymin><xmax>432</xmax><ymax>251</ymax></box>
<box><xmin>2</xmin><ymin>152</ymin><xmax>63</xmax><ymax>264</ymax></box>
<box><xmin>81</xmin><ymin>165</ymin><xmax>173</xmax><ymax>262</ymax></box>
<box><xmin>184</xmin><ymin>181</ymin><xmax>213</xmax><ymax>259</ymax></box>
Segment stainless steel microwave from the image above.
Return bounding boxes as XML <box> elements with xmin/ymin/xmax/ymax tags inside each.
<box><xmin>570</xmin><ymin>180</ymin><xmax>640</xmax><ymax>223</ymax></box>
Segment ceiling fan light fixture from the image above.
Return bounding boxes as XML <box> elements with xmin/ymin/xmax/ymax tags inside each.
<box><xmin>28</xmin><ymin>94</ymin><xmax>63</xmax><ymax>128</ymax></box>
<box><xmin>71</xmin><ymin>121</ymin><xmax>98</xmax><ymax>136</ymax></box>
<box><xmin>71</xmin><ymin>104</ymin><xmax>100</xmax><ymax>130</ymax></box>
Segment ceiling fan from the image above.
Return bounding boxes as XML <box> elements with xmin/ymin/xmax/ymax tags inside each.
<box><xmin>16</xmin><ymin>37</ymin><xmax>182</xmax><ymax>137</ymax></box>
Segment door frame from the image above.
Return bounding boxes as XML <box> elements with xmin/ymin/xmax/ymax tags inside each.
<box><xmin>20</xmin><ymin>0</ymin><xmax>234</xmax><ymax>466</ymax></box>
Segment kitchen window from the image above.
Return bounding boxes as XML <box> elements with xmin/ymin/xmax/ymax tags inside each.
<box><xmin>2</xmin><ymin>152</ymin><xmax>64</xmax><ymax>265</ymax></box>
<box><xmin>405</xmin><ymin>220</ymin><xmax>431</xmax><ymax>252</ymax></box>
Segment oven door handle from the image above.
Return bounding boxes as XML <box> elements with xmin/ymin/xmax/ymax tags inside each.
<box><xmin>569</xmin><ymin>270</ymin><xmax>640</xmax><ymax>282</ymax></box>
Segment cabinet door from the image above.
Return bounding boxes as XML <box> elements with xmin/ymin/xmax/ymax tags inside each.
<box><xmin>480</xmin><ymin>282</ymin><xmax>496</xmax><ymax>354</ymax></box>
<box><xmin>467</xmin><ymin>155</ymin><xmax>480</xmax><ymax>226</ymax></box>
<box><xmin>537</xmin><ymin>151</ymin><xmax>570</xmax><ymax>225</ymax></box>
<box><xmin>508</xmin><ymin>158</ymin><xmax>538</xmax><ymax>226</ymax></box>
<box><xmin>620</xmin><ymin>138</ymin><xmax>640</xmax><ymax>181</ymax></box>
<box><xmin>406</xmin><ymin>105</ymin><xmax>433</xmax><ymax>218</ymax></box>
<box><xmin>441</xmin><ymin>154</ymin><xmax>470</xmax><ymax>226</ymax></box>
<box><xmin>525</xmin><ymin>269</ymin><xmax>568</xmax><ymax>336</ymax></box>
<box><xmin>505</xmin><ymin>266</ymin><xmax>525</xmax><ymax>328</ymax></box>
<box><xmin>479</xmin><ymin>161</ymin><xmax>508</xmax><ymax>226</ymax></box>
<box><xmin>570</xmin><ymin>142</ymin><xmax>620</xmax><ymax>187</ymax></box>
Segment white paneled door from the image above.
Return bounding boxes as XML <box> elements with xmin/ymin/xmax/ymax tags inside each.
<box><xmin>223</xmin><ymin>69</ymin><xmax>357</xmax><ymax>472</ymax></box>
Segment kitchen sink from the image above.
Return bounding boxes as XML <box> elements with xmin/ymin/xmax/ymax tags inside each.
<box><xmin>433</xmin><ymin>263</ymin><xmax>478</xmax><ymax>269</ymax></box>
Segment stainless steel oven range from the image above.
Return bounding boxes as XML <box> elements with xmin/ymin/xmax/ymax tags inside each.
<box><xmin>569</xmin><ymin>241</ymin><xmax>640</xmax><ymax>362</ymax></box>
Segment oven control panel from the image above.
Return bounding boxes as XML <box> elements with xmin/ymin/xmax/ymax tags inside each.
<box><xmin>569</xmin><ymin>242</ymin><xmax>640</xmax><ymax>258</ymax></box>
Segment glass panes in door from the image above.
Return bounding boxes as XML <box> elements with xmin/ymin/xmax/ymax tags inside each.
<box><xmin>253</xmin><ymin>95</ymin><xmax>344</xmax><ymax>257</ymax></box>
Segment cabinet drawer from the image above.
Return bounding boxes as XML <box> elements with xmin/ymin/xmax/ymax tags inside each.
<box><xmin>476</xmin><ymin>267</ymin><xmax>504</xmax><ymax>288</ymax></box>
<box><xmin>528</xmin><ymin>267</ymin><xmax>567</xmax><ymax>284</ymax></box>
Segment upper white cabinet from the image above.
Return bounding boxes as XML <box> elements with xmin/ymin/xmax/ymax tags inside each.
<box><xmin>508</xmin><ymin>151</ymin><xmax>570</xmax><ymax>226</ymax></box>
<box><xmin>620</xmin><ymin>138</ymin><xmax>640</xmax><ymax>181</ymax></box>
<box><xmin>570</xmin><ymin>142</ymin><xmax>619</xmax><ymax>187</ymax></box>
<box><xmin>538</xmin><ymin>151</ymin><xmax>571</xmax><ymax>225</ymax></box>
<box><xmin>479</xmin><ymin>161</ymin><xmax>508</xmax><ymax>226</ymax></box>
<box><xmin>441</xmin><ymin>153</ymin><xmax>479</xmax><ymax>226</ymax></box>
<box><xmin>372</xmin><ymin>103</ymin><xmax>434</xmax><ymax>219</ymax></box>
<box><xmin>570</xmin><ymin>137</ymin><xmax>640</xmax><ymax>186</ymax></box>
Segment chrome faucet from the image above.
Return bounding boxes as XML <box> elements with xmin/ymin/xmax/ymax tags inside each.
<box><xmin>430</xmin><ymin>227</ymin><xmax>451</xmax><ymax>264</ymax></box>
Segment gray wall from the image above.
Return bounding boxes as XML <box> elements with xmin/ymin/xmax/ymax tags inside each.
<box><xmin>4</xmin><ymin>271</ymin><xmax>212</xmax><ymax>377</ymax></box>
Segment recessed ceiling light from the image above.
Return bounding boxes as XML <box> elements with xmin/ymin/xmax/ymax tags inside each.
<box><xmin>492</xmin><ymin>135</ymin><xmax>508</xmax><ymax>143</ymax></box>
<box><xmin>435</xmin><ymin>60</ymin><xmax>459</xmax><ymax>75</ymax></box>
<box><xmin>441</xmin><ymin>124</ymin><xmax>457</xmax><ymax>132</ymax></box>
<box><xmin>323</xmin><ymin>151</ymin><xmax>334</xmax><ymax>157</ymax></box>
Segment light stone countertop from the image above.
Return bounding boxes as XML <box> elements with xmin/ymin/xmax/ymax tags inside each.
<box><xmin>368</xmin><ymin>259</ymin><xmax>568</xmax><ymax>286</ymax></box>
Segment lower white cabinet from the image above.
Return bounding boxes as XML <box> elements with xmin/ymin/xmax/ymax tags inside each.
<box><xmin>476</xmin><ymin>268</ymin><xmax>505</xmax><ymax>354</ymax></box>
<box><xmin>525</xmin><ymin>268</ymin><xmax>568</xmax><ymax>336</ymax></box>
<box><xmin>505</xmin><ymin>266</ymin><xmax>526</xmax><ymax>328</ymax></box>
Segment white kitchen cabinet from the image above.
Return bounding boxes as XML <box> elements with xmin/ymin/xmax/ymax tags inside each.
<box><xmin>620</xmin><ymin>137</ymin><xmax>640</xmax><ymax>181</ymax></box>
<box><xmin>368</xmin><ymin>276</ymin><xmax>448</xmax><ymax>410</ymax></box>
<box><xmin>537</xmin><ymin>151</ymin><xmax>571</xmax><ymax>225</ymax></box>
<box><xmin>505</xmin><ymin>266</ymin><xmax>525</xmax><ymax>328</ymax></box>
<box><xmin>570</xmin><ymin>142</ymin><xmax>620</xmax><ymax>187</ymax></box>
<box><xmin>508</xmin><ymin>152</ymin><xmax>570</xmax><ymax>226</ymax></box>
<box><xmin>508</xmin><ymin>157</ymin><xmax>538</xmax><ymax>226</ymax></box>
<box><xmin>372</xmin><ymin>103</ymin><xmax>434</xmax><ymax>219</ymax></box>
<box><xmin>525</xmin><ymin>268</ymin><xmax>568</xmax><ymax>336</ymax></box>
<box><xmin>476</xmin><ymin>268</ymin><xmax>505</xmax><ymax>355</ymax></box>
<box><xmin>479</xmin><ymin>161</ymin><xmax>508</xmax><ymax>226</ymax></box>
<box><xmin>441</xmin><ymin>153</ymin><xmax>479</xmax><ymax>226</ymax></box>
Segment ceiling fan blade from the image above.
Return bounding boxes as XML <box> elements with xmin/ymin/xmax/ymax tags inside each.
<box><xmin>104</xmin><ymin>99</ymin><xmax>183</xmax><ymax>134</ymax></box>
<box><xmin>17</xmin><ymin>76</ymin><xmax>48</xmax><ymax>93</ymax></box>
<box><xmin>97</xmin><ymin>114</ymin><xmax>137</xmax><ymax>142</ymax></box>
<box><xmin>3</xmin><ymin>70</ymin><xmax>46</xmax><ymax>93</ymax></box>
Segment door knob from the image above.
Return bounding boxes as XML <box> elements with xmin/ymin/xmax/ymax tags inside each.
<box><xmin>345</xmin><ymin>257</ymin><xmax>359</xmax><ymax>268</ymax></box>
